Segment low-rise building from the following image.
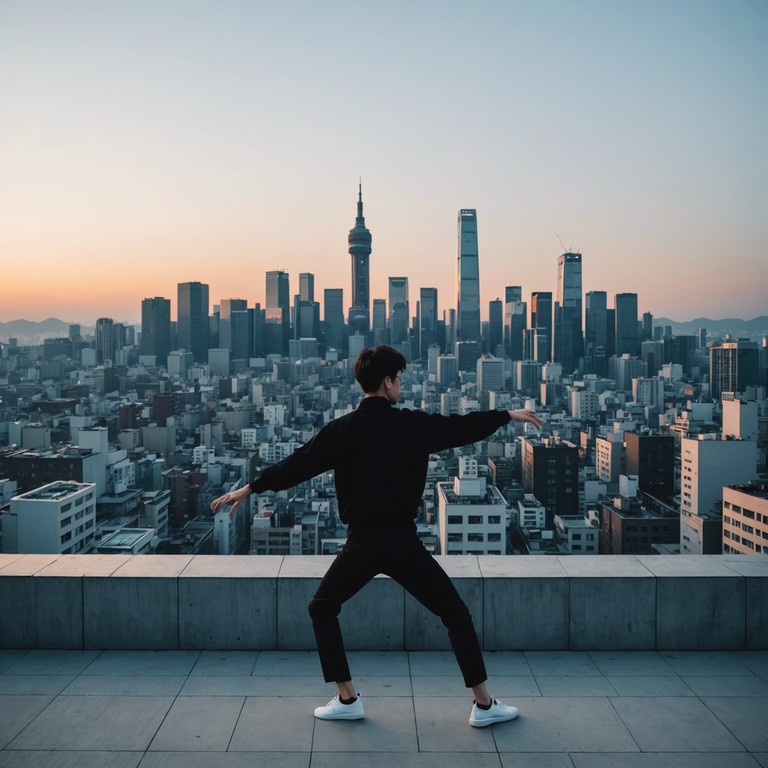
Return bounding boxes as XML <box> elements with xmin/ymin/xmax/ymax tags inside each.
<box><xmin>3</xmin><ymin>480</ymin><xmax>97</xmax><ymax>554</ymax></box>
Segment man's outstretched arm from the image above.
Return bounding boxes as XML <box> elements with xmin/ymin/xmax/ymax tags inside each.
<box><xmin>422</xmin><ymin>408</ymin><xmax>544</xmax><ymax>454</ymax></box>
<box><xmin>210</xmin><ymin>425</ymin><xmax>336</xmax><ymax>517</ymax></box>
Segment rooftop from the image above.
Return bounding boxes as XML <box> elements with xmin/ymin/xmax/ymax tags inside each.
<box><xmin>15</xmin><ymin>481</ymin><xmax>91</xmax><ymax>502</ymax></box>
<box><xmin>0</xmin><ymin>648</ymin><xmax>766</xmax><ymax>765</ymax></box>
<box><xmin>1</xmin><ymin>553</ymin><xmax>766</xmax><ymax>764</ymax></box>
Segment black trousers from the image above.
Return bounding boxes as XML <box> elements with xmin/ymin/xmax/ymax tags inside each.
<box><xmin>308</xmin><ymin>530</ymin><xmax>488</xmax><ymax>688</ymax></box>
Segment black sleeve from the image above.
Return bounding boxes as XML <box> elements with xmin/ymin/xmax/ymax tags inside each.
<box><xmin>248</xmin><ymin>423</ymin><xmax>337</xmax><ymax>494</ymax></box>
<box><xmin>417</xmin><ymin>409</ymin><xmax>512</xmax><ymax>454</ymax></box>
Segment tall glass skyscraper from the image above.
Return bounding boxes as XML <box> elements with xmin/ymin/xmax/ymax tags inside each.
<box><xmin>419</xmin><ymin>287</ymin><xmax>439</xmax><ymax>359</ymax></box>
<box><xmin>530</xmin><ymin>291</ymin><xmax>553</xmax><ymax>363</ymax></box>
<box><xmin>585</xmin><ymin>291</ymin><xmax>608</xmax><ymax>351</ymax></box>
<box><xmin>177</xmin><ymin>281</ymin><xmax>209</xmax><ymax>363</ymax></box>
<box><xmin>323</xmin><ymin>288</ymin><xmax>345</xmax><ymax>352</ymax></box>
<box><xmin>348</xmin><ymin>184</ymin><xmax>372</xmax><ymax>334</ymax></box>
<box><xmin>388</xmin><ymin>277</ymin><xmax>409</xmax><ymax>345</ymax></box>
<box><xmin>614</xmin><ymin>292</ymin><xmax>639</xmax><ymax>357</ymax></box>
<box><xmin>219</xmin><ymin>298</ymin><xmax>247</xmax><ymax>352</ymax></box>
<box><xmin>456</xmin><ymin>209</ymin><xmax>480</xmax><ymax>346</ymax></box>
<box><xmin>266</xmin><ymin>270</ymin><xmax>290</xmax><ymax>355</ymax></box>
<box><xmin>554</xmin><ymin>252</ymin><xmax>583</xmax><ymax>373</ymax></box>
<box><xmin>140</xmin><ymin>297</ymin><xmax>171</xmax><ymax>364</ymax></box>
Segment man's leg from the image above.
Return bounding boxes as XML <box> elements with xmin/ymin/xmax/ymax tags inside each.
<box><xmin>308</xmin><ymin>538</ymin><xmax>378</xmax><ymax>685</ymax></box>
<box><xmin>384</xmin><ymin>535</ymin><xmax>519</xmax><ymax>727</ymax></box>
<box><xmin>383</xmin><ymin>536</ymin><xmax>487</xmax><ymax>688</ymax></box>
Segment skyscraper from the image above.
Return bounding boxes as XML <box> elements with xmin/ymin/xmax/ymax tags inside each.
<box><xmin>372</xmin><ymin>298</ymin><xmax>388</xmax><ymax>345</ymax></box>
<box><xmin>323</xmin><ymin>288</ymin><xmax>345</xmax><ymax>352</ymax></box>
<box><xmin>488</xmin><ymin>299</ymin><xmax>503</xmax><ymax>356</ymax></box>
<box><xmin>584</xmin><ymin>290</ymin><xmax>608</xmax><ymax>375</ymax></box>
<box><xmin>585</xmin><ymin>291</ymin><xmax>608</xmax><ymax>351</ymax></box>
<box><xmin>299</xmin><ymin>273</ymin><xmax>314</xmax><ymax>303</ymax></box>
<box><xmin>554</xmin><ymin>252</ymin><xmax>583</xmax><ymax>373</ymax></box>
<box><xmin>140</xmin><ymin>297</ymin><xmax>171</xmax><ymax>365</ymax></box>
<box><xmin>177</xmin><ymin>281</ymin><xmax>209</xmax><ymax>362</ymax></box>
<box><xmin>266</xmin><ymin>270</ymin><xmax>290</xmax><ymax>355</ymax></box>
<box><xmin>503</xmin><ymin>286</ymin><xmax>526</xmax><ymax>361</ymax></box>
<box><xmin>294</xmin><ymin>273</ymin><xmax>319</xmax><ymax>341</ymax></box>
<box><xmin>348</xmin><ymin>184</ymin><xmax>372</xmax><ymax>334</ymax></box>
<box><xmin>95</xmin><ymin>317</ymin><xmax>114</xmax><ymax>364</ymax></box>
<box><xmin>456</xmin><ymin>209</ymin><xmax>480</xmax><ymax>346</ymax></box>
<box><xmin>615</xmin><ymin>292</ymin><xmax>639</xmax><ymax>357</ymax></box>
<box><xmin>710</xmin><ymin>341</ymin><xmax>761</xmax><ymax>400</ymax></box>
<box><xmin>219</xmin><ymin>299</ymin><xmax>247</xmax><ymax>352</ymax></box>
<box><xmin>419</xmin><ymin>288</ymin><xmax>439</xmax><ymax>360</ymax></box>
<box><xmin>530</xmin><ymin>291</ymin><xmax>552</xmax><ymax>363</ymax></box>
<box><xmin>388</xmin><ymin>277</ymin><xmax>409</xmax><ymax>346</ymax></box>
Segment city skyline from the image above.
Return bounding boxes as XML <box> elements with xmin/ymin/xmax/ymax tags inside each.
<box><xmin>1</xmin><ymin>1</ymin><xmax>766</xmax><ymax>323</ymax></box>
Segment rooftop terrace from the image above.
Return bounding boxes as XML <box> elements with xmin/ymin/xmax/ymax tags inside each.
<box><xmin>0</xmin><ymin>648</ymin><xmax>766</xmax><ymax>767</ymax></box>
<box><xmin>1</xmin><ymin>553</ymin><xmax>767</xmax><ymax>765</ymax></box>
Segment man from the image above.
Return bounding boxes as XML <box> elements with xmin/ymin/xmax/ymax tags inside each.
<box><xmin>211</xmin><ymin>345</ymin><xmax>543</xmax><ymax>726</ymax></box>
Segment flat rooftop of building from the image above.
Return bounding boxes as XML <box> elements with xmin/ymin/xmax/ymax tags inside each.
<box><xmin>1</xmin><ymin>648</ymin><xmax>765</xmax><ymax>766</ymax></box>
<box><xmin>729</xmin><ymin>483</ymin><xmax>768</xmax><ymax>501</ymax></box>
<box><xmin>98</xmin><ymin>529</ymin><xmax>154</xmax><ymax>548</ymax></box>
<box><xmin>15</xmin><ymin>481</ymin><xmax>90</xmax><ymax>501</ymax></box>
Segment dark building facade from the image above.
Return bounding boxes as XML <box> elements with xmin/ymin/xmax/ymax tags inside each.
<box><xmin>710</xmin><ymin>340</ymin><xmax>760</xmax><ymax>400</ymax></box>
<box><xmin>521</xmin><ymin>437</ymin><xmax>579</xmax><ymax>528</ymax></box>
<box><xmin>140</xmin><ymin>297</ymin><xmax>172</xmax><ymax>365</ymax></box>
<box><xmin>554</xmin><ymin>252</ymin><xmax>583</xmax><ymax>373</ymax></box>
<box><xmin>600</xmin><ymin>497</ymin><xmax>679</xmax><ymax>554</ymax></box>
<box><xmin>177</xmin><ymin>282</ymin><xmax>210</xmax><ymax>363</ymax></box>
<box><xmin>625</xmin><ymin>432</ymin><xmax>675</xmax><ymax>502</ymax></box>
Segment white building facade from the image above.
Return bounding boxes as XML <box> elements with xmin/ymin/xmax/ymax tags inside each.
<box><xmin>437</xmin><ymin>457</ymin><xmax>507</xmax><ymax>555</ymax></box>
<box><xmin>3</xmin><ymin>481</ymin><xmax>97</xmax><ymax>554</ymax></box>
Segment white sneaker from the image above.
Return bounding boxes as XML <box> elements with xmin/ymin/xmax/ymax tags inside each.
<box><xmin>469</xmin><ymin>697</ymin><xmax>519</xmax><ymax>727</ymax></box>
<box><xmin>314</xmin><ymin>693</ymin><xmax>365</xmax><ymax>721</ymax></box>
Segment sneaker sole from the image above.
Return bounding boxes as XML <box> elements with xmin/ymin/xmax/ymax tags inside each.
<box><xmin>314</xmin><ymin>712</ymin><xmax>365</xmax><ymax>721</ymax></box>
<box><xmin>469</xmin><ymin>711</ymin><xmax>519</xmax><ymax>727</ymax></box>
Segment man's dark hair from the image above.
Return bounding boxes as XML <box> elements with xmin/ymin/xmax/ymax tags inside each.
<box><xmin>354</xmin><ymin>345</ymin><xmax>407</xmax><ymax>393</ymax></box>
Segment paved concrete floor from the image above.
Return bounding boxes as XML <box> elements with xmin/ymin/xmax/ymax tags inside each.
<box><xmin>0</xmin><ymin>649</ymin><xmax>766</xmax><ymax>767</ymax></box>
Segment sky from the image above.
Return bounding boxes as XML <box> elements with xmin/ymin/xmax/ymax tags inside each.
<box><xmin>1</xmin><ymin>0</ymin><xmax>766</xmax><ymax>326</ymax></box>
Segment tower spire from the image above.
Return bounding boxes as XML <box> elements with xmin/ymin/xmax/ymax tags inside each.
<box><xmin>357</xmin><ymin>180</ymin><xmax>364</xmax><ymax>222</ymax></box>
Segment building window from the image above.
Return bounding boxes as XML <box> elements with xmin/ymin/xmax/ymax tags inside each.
<box><xmin>447</xmin><ymin>533</ymin><xmax>462</xmax><ymax>543</ymax></box>
<box><xmin>468</xmin><ymin>515</ymin><xmax>483</xmax><ymax>525</ymax></box>
<box><xmin>61</xmin><ymin>503</ymin><xmax>72</xmax><ymax>512</ymax></box>
<box><xmin>447</xmin><ymin>515</ymin><xmax>463</xmax><ymax>525</ymax></box>
<box><xmin>467</xmin><ymin>533</ymin><xmax>484</xmax><ymax>542</ymax></box>
<box><xmin>488</xmin><ymin>533</ymin><xmax>501</xmax><ymax>542</ymax></box>
<box><xmin>488</xmin><ymin>515</ymin><xmax>501</xmax><ymax>524</ymax></box>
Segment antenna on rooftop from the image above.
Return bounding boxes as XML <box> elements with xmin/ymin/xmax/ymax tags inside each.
<box><xmin>556</xmin><ymin>234</ymin><xmax>568</xmax><ymax>253</ymax></box>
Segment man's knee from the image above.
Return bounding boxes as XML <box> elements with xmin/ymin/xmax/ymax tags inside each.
<box><xmin>308</xmin><ymin>596</ymin><xmax>340</xmax><ymax>621</ymax></box>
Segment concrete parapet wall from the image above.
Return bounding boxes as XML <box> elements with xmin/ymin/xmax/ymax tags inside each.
<box><xmin>1</xmin><ymin>553</ymin><xmax>766</xmax><ymax>651</ymax></box>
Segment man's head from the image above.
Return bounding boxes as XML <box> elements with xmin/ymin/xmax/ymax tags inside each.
<box><xmin>354</xmin><ymin>345</ymin><xmax>407</xmax><ymax>397</ymax></box>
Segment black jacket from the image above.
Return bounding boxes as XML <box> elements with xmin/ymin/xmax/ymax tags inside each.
<box><xmin>249</xmin><ymin>396</ymin><xmax>511</xmax><ymax>533</ymax></box>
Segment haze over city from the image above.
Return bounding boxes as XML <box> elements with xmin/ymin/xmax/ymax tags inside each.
<box><xmin>1</xmin><ymin>0</ymin><xmax>766</xmax><ymax>323</ymax></box>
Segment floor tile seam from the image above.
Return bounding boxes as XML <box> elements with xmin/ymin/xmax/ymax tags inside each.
<box><xmin>221</xmin><ymin>695</ymin><xmax>248</xmax><ymax>755</ymax></box>
<box><xmin>697</xmin><ymin>693</ymin><xmax>759</xmax><ymax>753</ymax></box>
<box><xmin>0</xmin><ymin>691</ymin><xmax>67</xmax><ymax>752</ymax></box>
<box><xmin>605</xmin><ymin>694</ymin><xmax>643</xmax><ymax>754</ymax></box>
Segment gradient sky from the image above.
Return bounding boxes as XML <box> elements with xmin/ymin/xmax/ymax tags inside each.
<box><xmin>1</xmin><ymin>0</ymin><xmax>766</xmax><ymax>326</ymax></box>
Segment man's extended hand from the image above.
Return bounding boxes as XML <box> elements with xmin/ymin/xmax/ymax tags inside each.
<box><xmin>210</xmin><ymin>485</ymin><xmax>251</xmax><ymax>518</ymax></box>
<box><xmin>507</xmin><ymin>409</ymin><xmax>545</xmax><ymax>430</ymax></box>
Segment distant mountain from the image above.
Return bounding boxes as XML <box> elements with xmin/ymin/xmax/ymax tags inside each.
<box><xmin>654</xmin><ymin>316</ymin><xmax>768</xmax><ymax>338</ymax></box>
<box><xmin>0</xmin><ymin>318</ymin><xmax>93</xmax><ymax>345</ymax></box>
